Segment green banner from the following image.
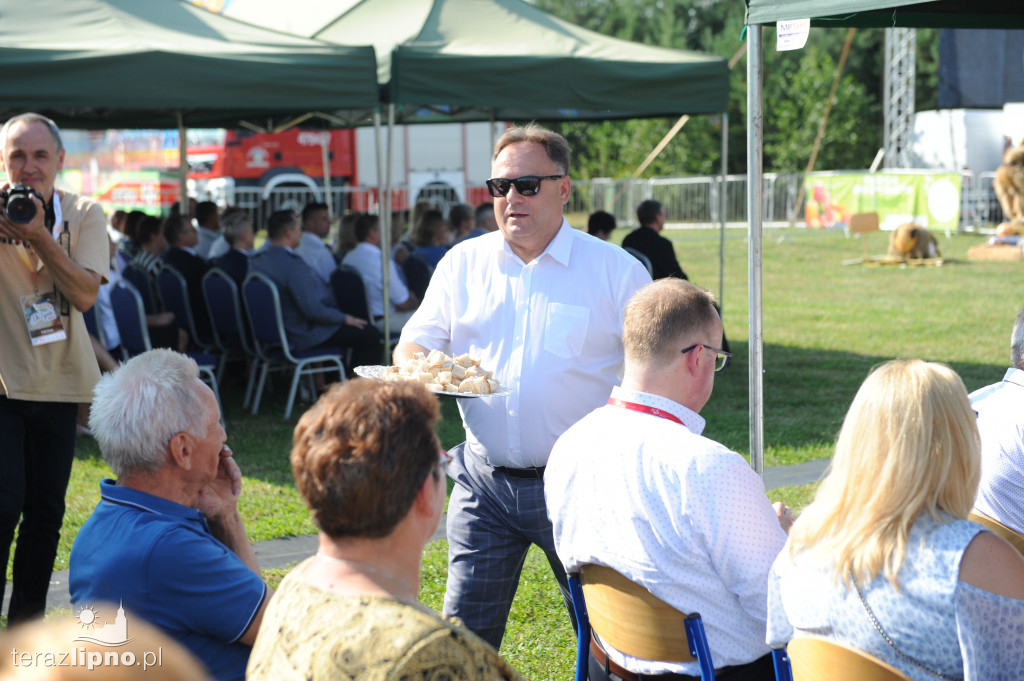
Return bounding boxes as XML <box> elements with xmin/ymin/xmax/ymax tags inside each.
<box><xmin>804</xmin><ymin>172</ymin><xmax>961</xmax><ymax>231</ymax></box>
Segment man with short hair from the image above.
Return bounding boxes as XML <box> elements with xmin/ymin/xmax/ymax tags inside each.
<box><xmin>252</xmin><ymin>210</ymin><xmax>381</xmax><ymax>371</ymax></box>
<box><xmin>341</xmin><ymin>212</ymin><xmax>419</xmax><ymax>332</ymax></box>
<box><xmin>546</xmin><ymin>278</ymin><xmax>791</xmax><ymax>681</ymax></box>
<box><xmin>195</xmin><ymin>200</ymin><xmax>221</xmax><ymax>260</ymax></box>
<box><xmin>622</xmin><ymin>199</ymin><xmax>688</xmax><ymax>281</ymax></box>
<box><xmin>456</xmin><ymin>202</ymin><xmax>497</xmax><ymax>244</ymax></box>
<box><xmin>70</xmin><ymin>349</ymin><xmax>269</xmax><ymax>681</ymax></box>
<box><xmin>448</xmin><ymin>203</ymin><xmax>475</xmax><ymax>244</ymax></box>
<box><xmin>0</xmin><ymin>112</ymin><xmax>109</xmax><ymax>624</ymax></box>
<box><xmin>163</xmin><ymin>213</ymin><xmax>212</xmax><ymax>346</ymax></box>
<box><xmin>296</xmin><ymin>202</ymin><xmax>336</xmax><ymax>283</ymax></box>
<box><xmin>972</xmin><ymin>304</ymin><xmax>1024</xmax><ymax>534</ymax></box>
<box><xmin>587</xmin><ymin>210</ymin><xmax>616</xmax><ymax>241</ymax></box>
<box><xmin>396</xmin><ymin>123</ymin><xmax>651</xmax><ymax>648</ymax></box>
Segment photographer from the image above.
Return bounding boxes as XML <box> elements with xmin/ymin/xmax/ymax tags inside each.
<box><xmin>0</xmin><ymin>113</ymin><xmax>108</xmax><ymax>625</ymax></box>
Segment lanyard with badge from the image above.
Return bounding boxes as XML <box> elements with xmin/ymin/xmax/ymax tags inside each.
<box><xmin>16</xmin><ymin>195</ymin><xmax>67</xmax><ymax>346</ymax></box>
<box><xmin>607</xmin><ymin>397</ymin><xmax>686</xmax><ymax>426</ymax></box>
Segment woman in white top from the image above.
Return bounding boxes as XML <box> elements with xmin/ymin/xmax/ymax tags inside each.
<box><xmin>768</xmin><ymin>359</ymin><xmax>1024</xmax><ymax>680</ymax></box>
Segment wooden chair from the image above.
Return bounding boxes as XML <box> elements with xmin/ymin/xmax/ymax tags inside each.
<box><xmin>842</xmin><ymin>211</ymin><xmax>880</xmax><ymax>265</ymax></box>
<box><xmin>785</xmin><ymin>637</ymin><xmax>912</xmax><ymax>681</ymax></box>
<box><xmin>568</xmin><ymin>565</ymin><xmax>714</xmax><ymax>681</ymax></box>
<box><xmin>968</xmin><ymin>510</ymin><xmax>1024</xmax><ymax>557</ymax></box>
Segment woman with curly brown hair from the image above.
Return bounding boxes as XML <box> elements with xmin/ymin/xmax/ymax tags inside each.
<box><xmin>247</xmin><ymin>379</ymin><xmax>524</xmax><ymax>681</ymax></box>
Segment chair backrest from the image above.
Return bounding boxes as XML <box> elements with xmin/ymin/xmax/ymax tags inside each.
<box><xmin>82</xmin><ymin>303</ymin><xmax>106</xmax><ymax>349</ymax></box>
<box><xmin>402</xmin><ymin>252</ymin><xmax>432</xmax><ymax>301</ymax></box>
<box><xmin>968</xmin><ymin>510</ymin><xmax>1024</xmax><ymax>556</ymax></box>
<box><xmin>580</xmin><ymin>564</ymin><xmax>696</xmax><ymax>663</ymax></box>
<box><xmin>121</xmin><ymin>265</ymin><xmax>158</xmax><ymax>315</ymax></box>
<box><xmin>330</xmin><ymin>265</ymin><xmax>371</xmax><ymax>321</ymax></box>
<box><xmin>109</xmin><ymin>279</ymin><xmax>152</xmax><ymax>358</ymax></box>
<box><xmin>623</xmin><ymin>246</ymin><xmax>655</xmax><ymax>277</ymax></box>
<box><xmin>786</xmin><ymin>637</ymin><xmax>912</xmax><ymax>681</ymax></box>
<box><xmin>158</xmin><ymin>265</ymin><xmax>214</xmax><ymax>351</ymax></box>
<box><xmin>241</xmin><ymin>271</ymin><xmax>293</xmax><ymax>361</ymax></box>
<box><xmin>202</xmin><ymin>267</ymin><xmax>253</xmax><ymax>354</ymax></box>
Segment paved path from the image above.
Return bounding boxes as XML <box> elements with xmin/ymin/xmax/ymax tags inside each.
<box><xmin>21</xmin><ymin>459</ymin><xmax>828</xmax><ymax>616</ymax></box>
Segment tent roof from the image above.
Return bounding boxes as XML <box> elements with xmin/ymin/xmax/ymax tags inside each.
<box><xmin>214</xmin><ymin>0</ymin><xmax>729</xmax><ymax>121</ymax></box>
<box><xmin>745</xmin><ymin>0</ymin><xmax>1024</xmax><ymax>28</ymax></box>
<box><xmin>0</xmin><ymin>0</ymin><xmax>379</xmax><ymax>129</ymax></box>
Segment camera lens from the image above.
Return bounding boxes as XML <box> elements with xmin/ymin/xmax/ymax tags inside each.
<box><xmin>6</xmin><ymin>195</ymin><xmax>36</xmax><ymax>224</ymax></box>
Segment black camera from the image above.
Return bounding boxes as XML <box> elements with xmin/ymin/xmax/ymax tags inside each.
<box><xmin>0</xmin><ymin>184</ymin><xmax>42</xmax><ymax>224</ymax></box>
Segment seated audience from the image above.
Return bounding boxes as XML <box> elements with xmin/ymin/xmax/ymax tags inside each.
<box><xmin>587</xmin><ymin>210</ymin><xmax>616</xmax><ymax>241</ymax></box>
<box><xmin>341</xmin><ymin>213</ymin><xmax>419</xmax><ymax>332</ymax></box>
<box><xmin>622</xmin><ymin>199</ymin><xmax>688</xmax><ymax>280</ymax></box>
<box><xmin>118</xmin><ymin>209</ymin><xmax>147</xmax><ymax>260</ymax></box>
<box><xmin>246</xmin><ymin>379</ymin><xmax>524</xmax><ymax>681</ymax></box>
<box><xmin>70</xmin><ymin>349</ymin><xmax>270</xmax><ymax>681</ymax></box>
<box><xmin>546</xmin><ymin>278</ymin><xmax>789</xmax><ymax>681</ymax></box>
<box><xmin>411</xmin><ymin>208</ymin><xmax>450</xmax><ymax>270</ymax></box>
<box><xmin>130</xmin><ymin>215</ymin><xmax>166</xmax><ymax>279</ymax></box>
<box><xmin>393</xmin><ymin>200</ymin><xmax>436</xmax><ymax>266</ymax></box>
<box><xmin>296</xmin><ymin>202</ymin><xmax>336</xmax><ymax>284</ymax></box>
<box><xmin>162</xmin><ymin>213</ymin><xmax>212</xmax><ymax>346</ymax></box>
<box><xmin>251</xmin><ymin>210</ymin><xmax>381</xmax><ymax>373</ymax></box>
<box><xmin>195</xmin><ymin>201</ymin><xmax>221</xmax><ymax>261</ymax></box>
<box><xmin>211</xmin><ymin>208</ymin><xmax>254</xmax><ymax>287</ymax></box>
<box><xmin>971</xmin><ymin>304</ymin><xmax>1024</xmax><ymax>534</ymax></box>
<box><xmin>768</xmin><ymin>359</ymin><xmax>1024</xmax><ymax>680</ymax></box>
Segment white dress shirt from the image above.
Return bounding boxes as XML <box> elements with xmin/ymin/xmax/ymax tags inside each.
<box><xmin>545</xmin><ymin>386</ymin><xmax>787</xmax><ymax>674</ymax></box>
<box><xmin>400</xmin><ymin>220</ymin><xmax>650</xmax><ymax>468</ymax></box>
<box><xmin>341</xmin><ymin>241</ymin><xmax>410</xmax><ymax>317</ymax></box>
<box><xmin>296</xmin><ymin>231</ymin><xmax>336</xmax><ymax>283</ymax></box>
<box><xmin>207</xmin><ymin>235</ymin><xmax>230</xmax><ymax>260</ymax></box>
<box><xmin>971</xmin><ymin>367</ymin><xmax>1024</xmax><ymax>533</ymax></box>
<box><xmin>196</xmin><ymin>226</ymin><xmax>220</xmax><ymax>260</ymax></box>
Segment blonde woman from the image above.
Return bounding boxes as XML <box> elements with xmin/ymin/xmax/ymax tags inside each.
<box><xmin>768</xmin><ymin>359</ymin><xmax>1024</xmax><ymax>680</ymax></box>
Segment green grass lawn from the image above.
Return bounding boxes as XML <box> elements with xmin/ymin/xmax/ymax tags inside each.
<box><xmin>12</xmin><ymin>225</ymin><xmax>1015</xmax><ymax>673</ymax></box>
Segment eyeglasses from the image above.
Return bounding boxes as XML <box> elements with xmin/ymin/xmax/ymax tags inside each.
<box><xmin>485</xmin><ymin>175</ymin><xmax>564</xmax><ymax>198</ymax></box>
<box><xmin>681</xmin><ymin>344</ymin><xmax>732</xmax><ymax>372</ymax></box>
<box><xmin>438</xmin><ymin>449</ymin><xmax>453</xmax><ymax>475</ymax></box>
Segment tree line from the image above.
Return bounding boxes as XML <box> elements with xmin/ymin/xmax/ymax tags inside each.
<box><xmin>530</xmin><ymin>0</ymin><xmax>938</xmax><ymax>179</ymax></box>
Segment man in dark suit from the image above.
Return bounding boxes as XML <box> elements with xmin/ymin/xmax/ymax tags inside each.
<box><xmin>211</xmin><ymin>208</ymin><xmax>253</xmax><ymax>287</ymax></box>
<box><xmin>251</xmin><ymin>210</ymin><xmax>381</xmax><ymax>373</ymax></box>
<box><xmin>162</xmin><ymin>214</ymin><xmax>212</xmax><ymax>346</ymax></box>
<box><xmin>621</xmin><ymin>199</ymin><xmax>689</xmax><ymax>281</ymax></box>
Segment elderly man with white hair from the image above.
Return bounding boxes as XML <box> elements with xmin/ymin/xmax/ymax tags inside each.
<box><xmin>69</xmin><ymin>349</ymin><xmax>269</xmax><ymax>681</ymax></box>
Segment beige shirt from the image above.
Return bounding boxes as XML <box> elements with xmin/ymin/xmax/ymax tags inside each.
<box><xmin>0</xmin><ymin>190</ymin><xmax>108</xmax><ymax>402</ymax></box>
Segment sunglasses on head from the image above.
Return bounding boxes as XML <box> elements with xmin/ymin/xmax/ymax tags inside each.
<box><xmin>485</xmin><ymin>174</ymin><xmax>564</xmax><ymax>198</ymax></box>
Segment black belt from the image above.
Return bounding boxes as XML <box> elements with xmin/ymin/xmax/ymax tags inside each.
<box><xmin>493</xmin><ymin>465</ymin><xmax>545</xmax><ymax>479</ymax></box>
<box><xmin>590</xmin><ymin>636</ymin><xmax>741</xmax><ymax>681</ymax></box>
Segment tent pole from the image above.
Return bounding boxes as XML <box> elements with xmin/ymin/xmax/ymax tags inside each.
<box><xmin>383</xmin><ymin>103</ymin><xmax>396</xmax><ymax>354</ymax></box>
<box><xmin>177</xmin><ymin>112</ymin><xmax>189</xmax><ymax>216</ymax></box>
<box><xmin>320</xmin><ymin>132</ymin><xmax>334</xmax><ymax>222</ymax></box>
<box><xmin>719</xmin><ymin>112</ymin><xmax>728</xmax><ymax>311</ymax></box>
<box><xmin>747</xmin><ymin>26</ymin><xmax>765</xmax><ymax>477</ymax></box>
<box><xmin>373</xmin><ymin>108</ymin><xmax>388</xmax><ymax>363</ymax></box>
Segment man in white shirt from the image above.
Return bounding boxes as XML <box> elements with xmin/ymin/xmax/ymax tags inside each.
<box><xmin>194</xmin><ymin>201</ymin><xmax>221</xmax><ymax>261</ymax></box>
<box><xmin>340</xmin><ymin>213</ymin><xmax>418</xmax><ymax>333</ymax></box>
<box><xmin>295</xmin><ymin>202</ymin><xmax>336</xmax><ymax>284</ymax></box>
<box><xmin>546</xmin><ymin>278</ymin><xmax>792</xmax><ymax>681</ymax></box>
<box><xmin>972</xmin><ymin>304</ymin><xmax>1024</xmax><ymax>534</ymax></box>
<box><xmin>396</xmin><ymin>124</ymin><xmax>651</xmax><ymax>649</ymax></box>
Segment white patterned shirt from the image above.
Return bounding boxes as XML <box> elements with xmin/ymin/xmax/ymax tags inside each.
<box><xmin>971</xmin><ymin>368</ymin><xmax>1024</xmax><ymax>533</ymax></box>
<box><xmin>399</xmin><ymin>221</ymin><xmax>650</xmax><ymax>467</ymax></box>
<box><xmin>545</xmin><ymin>386</ymin><xmax>786</xmax><ymax>674</ymax></box>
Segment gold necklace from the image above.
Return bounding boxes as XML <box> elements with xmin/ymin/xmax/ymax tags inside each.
<box><xmin>314</xmin><ymin>552</ymin><xmax>415</xmax><ymax>596</ymax></box>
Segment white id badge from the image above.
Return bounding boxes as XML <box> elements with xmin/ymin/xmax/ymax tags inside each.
<box><xmin>20</xmin><ymin>292</ymin><xmax>66</xmax><ymax>346</ymax></box>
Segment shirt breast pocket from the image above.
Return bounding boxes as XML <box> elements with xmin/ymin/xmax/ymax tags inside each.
<box><xmin>543</xmin><ymin>303</ymin><xmax>590</xmax><ymax>359</ymax></box>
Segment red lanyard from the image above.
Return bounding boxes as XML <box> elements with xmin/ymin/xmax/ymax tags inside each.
<box><xmin>607</xmin><ymin>397</ymin><xmax>685</xmax><ymax>426</ymax></box>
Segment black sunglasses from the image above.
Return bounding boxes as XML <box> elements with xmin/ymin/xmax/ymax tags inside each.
<box><xmin>486</xmin><ymin>175</ymin><xmax>564</xmax><ymax>198</ymax></box>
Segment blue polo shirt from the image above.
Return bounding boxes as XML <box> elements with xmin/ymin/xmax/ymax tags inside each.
<box><xmin>69</xmin><ymin>479</ymin><xmax>267</xmax><ymax>681</ymax></box>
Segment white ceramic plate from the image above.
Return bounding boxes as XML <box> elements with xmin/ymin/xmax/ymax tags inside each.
<box><xmin>354</xmin><ymin>365</ymin><xmax>512</xmax><ymax>398</ymax></box>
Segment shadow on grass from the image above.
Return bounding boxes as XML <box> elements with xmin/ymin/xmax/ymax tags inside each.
<box><xmin>706</xmin><ymin>341</ymin><xmax>1004</xmax><ymax>466</ymax></box>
